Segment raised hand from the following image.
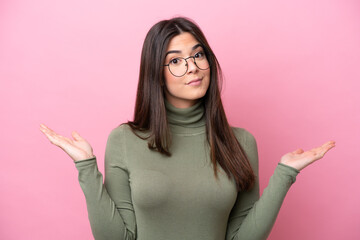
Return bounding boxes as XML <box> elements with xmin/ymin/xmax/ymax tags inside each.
<box><xmin>39</xmin><ymin>123</ymin><xmax>95</xmax><ymax>162</ymax></box>
<box><xmin>280</xmin><ymin>141</ymin><xmax>336</xmax><ymax>171</ymax></box>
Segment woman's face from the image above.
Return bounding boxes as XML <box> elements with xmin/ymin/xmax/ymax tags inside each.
<box><xmin>163</xmin><ymin>32</ymin><xmax>210</xmax><ymax>108</ymax></box>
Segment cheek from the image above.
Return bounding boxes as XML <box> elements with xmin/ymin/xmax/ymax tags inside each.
<box><xmin>205</xmin><ymin>68</ymin><xmax>211</xmax><ymax>79</ymax></box>
<box><xmin>204</xmin><ymin>70</ymin><xmax>211</xmax><ymax>87</ymax></box>
<box><xmin>164</xmin><ymin>71</ymin><xmax>181</xmax><ymax>92</ymax></box>
<box><xmin>164</xmin><ymin>70</ymin><xmax>172</xmax><ymax>84</ymax></box>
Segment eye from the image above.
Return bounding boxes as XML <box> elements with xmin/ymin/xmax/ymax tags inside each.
<box><xmin>169</xmin><ymin>58</ymin><xmax>183</xmax><ymax>65</ymax></box>
<box><xmin>194</xmin><ymin>51</ymin><xmax>205</xmax><ymax>59</ymax></box>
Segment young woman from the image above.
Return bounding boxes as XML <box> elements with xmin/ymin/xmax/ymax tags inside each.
<box><xmin>40</xmin><ymin>17</ymin><xmax>335</xmax><ymax>240</ymax></box>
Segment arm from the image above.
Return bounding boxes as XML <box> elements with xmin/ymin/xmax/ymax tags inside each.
<box><xmin>75</xmin><ymin>126</ymin><xmax>136</xmax><ymax>240</ymax></box>
<box><xmin>226</xmin><ymin>129</ymin><xmax>299</xmax><ymax>240</ymax></box>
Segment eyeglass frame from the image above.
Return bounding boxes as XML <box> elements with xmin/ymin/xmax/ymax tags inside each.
<box><xmin>163</xmin><ymin>53</ymin><xmax>211</xmax><ymax>77</ymax></box>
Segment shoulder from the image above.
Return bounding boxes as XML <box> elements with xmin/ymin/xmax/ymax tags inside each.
<box><xmin>108</xmin><ymin>123</ymin><xmax>128</xmax><ymax>137</ymax></box>
<box><xmin>107</xmin><ymin>123</ymin><xmax>149</xmax><ymax>145</ymax></box>
<box><xmin>109</xmin><ymin>123</ymin><xmax>131</xmax><ymax>136</ymax></box>
<box><xmin>106</xmin><ymin>123</ymin><xmax>133</xmax><ymax>144</ymax></box>
<box><xmin>105</xmin><ymin>124</ymin><xmax>132</xmax><ymax>166</ymax></box>
<box><xmin>231</xmin><ymin>126</ymin><xmax>259</xmax><ymax>171</ymax></box>
<box><xmin>231</xmin><ymin>126</ymin><xmax>257</xmax><ymax>148</ymax></box>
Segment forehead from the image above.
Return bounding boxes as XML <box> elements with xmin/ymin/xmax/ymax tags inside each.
<box><xmin>166</xmin><ymin>32</ymin><xmax>199</xmax><ymax>50</ymax></box>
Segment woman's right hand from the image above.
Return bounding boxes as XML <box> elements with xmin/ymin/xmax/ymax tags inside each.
<box><xmin>39</xmin><ymin>123</ymin><xmax>95</xmax><ymax>162</ymax></box>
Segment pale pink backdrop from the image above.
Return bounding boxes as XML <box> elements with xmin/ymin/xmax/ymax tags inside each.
<box><xmin>1</xmin><ymin>0</ymin><xmax>359</xmax><ymax>239</ymax></box>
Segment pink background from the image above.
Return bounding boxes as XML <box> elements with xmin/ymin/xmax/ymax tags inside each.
<box><xmin>1</xmin><ymin>0</ymin><xmax>359</xmax><ymax>239</ymax></box>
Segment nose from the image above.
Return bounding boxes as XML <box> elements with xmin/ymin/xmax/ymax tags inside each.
<box><xmin>186</xmin><ymin>57</ymin><xmax>198</xmax><ymax>74</ymax></box>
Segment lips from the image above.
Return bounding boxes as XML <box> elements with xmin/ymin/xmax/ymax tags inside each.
<box><xmin>186</xmin><ymin>78</ymin><xmax>202</xmax><ymax>85</ymax></box>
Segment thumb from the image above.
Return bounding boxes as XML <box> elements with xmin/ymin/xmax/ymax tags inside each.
<box><xmin>72</xmin><ymin>131</ymin><xmax>83</xmax><ymax>140</ymax></box>
<box><xmin>293</xmin><ymin>148</ymin><xmax>304</xmax><ymax>154</ymax></box>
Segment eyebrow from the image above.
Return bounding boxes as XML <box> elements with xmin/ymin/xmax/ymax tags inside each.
<box><xmin>165</xmin><ymin>43</ymin><xmax>203</xmax><ymax>58</ymax></box>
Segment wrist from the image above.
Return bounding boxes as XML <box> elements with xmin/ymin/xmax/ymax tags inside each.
<box><xmin>75</xmin><ymin>155</ymin><xmax>95</xmax><ymax>162</ymax></box>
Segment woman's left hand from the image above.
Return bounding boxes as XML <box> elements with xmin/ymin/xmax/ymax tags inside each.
<box><xmin>280</xmin><ymin>140</ymin><xmax>336</xmax><ymax>171</ymax></box>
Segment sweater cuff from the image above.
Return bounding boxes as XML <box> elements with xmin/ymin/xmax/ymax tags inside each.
<box><xmin>275</xmin><ymin>162</ymin><xmax>300</xmax><ymax>184</ymax></box>
<box><xmin>74</xmin><ymin>156</ymin><xmax>97</xmax><ymax>169</ymax></box>
<box><xmin>278</xmin><ymin>162</ymin><xmax>300</xmax><ymax>173</ymax></box>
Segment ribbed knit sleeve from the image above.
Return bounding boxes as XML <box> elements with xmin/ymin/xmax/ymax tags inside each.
<box><xmin>226</xmin><ymin>129</ymin><xmax>299</xmax><ymax>240</ymax></box>
<box><xmin>74</xmin><ymin>125</ymin><xmax>136</xmax><ymax>240</ymax></box>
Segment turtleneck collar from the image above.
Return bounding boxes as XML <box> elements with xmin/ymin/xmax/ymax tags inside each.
<box><xmin>164</xmin><ymin>98</ymin><xmax>206</xmax><ymax>135</ymax></box>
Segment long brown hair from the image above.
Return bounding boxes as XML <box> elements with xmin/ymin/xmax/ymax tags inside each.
<box><xmin>127</xmin><ymin>17</ymin><xmax>255</xmax><ymax>192</ymax></box>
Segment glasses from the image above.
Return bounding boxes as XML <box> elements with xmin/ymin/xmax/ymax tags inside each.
<box><xmin>164</xmin><ymin>51</ymin><xmax>210</xmax><ymax>77</ymax></box>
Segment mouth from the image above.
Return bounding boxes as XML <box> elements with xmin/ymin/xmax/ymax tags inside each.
<box><xmin>186</xmin><ymin>78</ymin><xmax>202</xmax><ymax>85</ymax></box>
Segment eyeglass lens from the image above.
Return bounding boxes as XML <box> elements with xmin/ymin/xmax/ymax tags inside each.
<box><xmin>168</xmin><ymin>54</ymin><xmax>210</xmax><ymax>77</ymax></box>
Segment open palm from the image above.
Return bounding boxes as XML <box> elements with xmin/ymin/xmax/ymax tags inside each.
<box><xmin>40</xmin><ymin>123</ymin><xmax>94</xmax><ymax>162</ymax></box>
<box><xmin>280</xmin><ymin>141</ymin><xmax>335</xmax><ymax>171</ymax></box>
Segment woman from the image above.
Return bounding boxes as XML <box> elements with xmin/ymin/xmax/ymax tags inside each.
<box><xmin>39</xmin><ymin>17</ymin><xmax>335</xmax><ymax>240</ymax></box>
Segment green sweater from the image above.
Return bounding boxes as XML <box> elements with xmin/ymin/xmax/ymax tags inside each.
<box><xmin>75</xmin><ymin>99</ymin><xmax>299</xmax><ymax>240</ymax></box>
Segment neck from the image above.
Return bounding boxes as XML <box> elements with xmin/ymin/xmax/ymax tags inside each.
<box><xmin>164</xmin><ymin>98</ymin><xmax>206</xmax><ymax>135</ymax></box>
<box><xmin>164</xmin><ymin>93</ymin><xmax>199</xmax><ymax>108</ymax></box>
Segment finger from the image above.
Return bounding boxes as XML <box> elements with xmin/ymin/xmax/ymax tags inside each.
<box><xmin>39</xmin><ymin>126</ymin><xmax>46</xmax><ymax>133</ymax></box>
<box><xmin>39</xmin><ymin>127</ymin><xmax>48</xmax><ymax>136</ymax></box>
<box><xmin>310</xmin><ymin>141</ymin><xmax>333</xmax><ymax>154</ymax></box>
<box><xmin>72</xmin><ymin>131</ymin><xmax>83</xmax><ymax>140</ymax></box>
<box><xmin>43</xmin><ymin>128</ymin><xmax>58</xmax><ymax>138</ymax></box>
<box><xmin>40</xmin><ymin>127</ymin><xmax>57</xmax><ymax>138</ymax></box>
<box><xmin>40</xmin><ymin>124</ymin><xmax>49</xmax><ymax>133</ymax></box>
<box><xmin>40</xmin><ymin>123</ymin><xmax>55</xmax><ymax>132</ymax></box>
<box><xmin>311</xmin><ymin>143</ymin><xmax>335</xmax><ymax>159</ymax></box>
<box><xmin>319</xmin><ymin>142</ymin><xmax>335</xmax><ymax>153</ymax></box>
<box><xmin>40</xmin><ymin>124</ymin><xmax>58</xmax><ymax>136</ymax></box>
<box><xmin>322</xmin><ymin>141</ymin><xmax>336</xmax><ymax>148</ymax></box>
<box><xmin>322</xmin><ymin>143</ymin><xmax>335</xmax><ymax>154</ymax></box>
<box><xmin>59</xmin><ymin>135</ymin><xmax>73</xmax><ymax>145</ymax></box>
<box><xmin>40</xmin><ymin>125</ymin><xmax>79</xmax><ymax>147</ymax></box>
<box><xmin>40</xmin><ymin>127</ymin><xmax>68</xmax><ymax>145</ymax></box>
<box><xmin>41</xmin><ymin>130</ymin><xmax>61</xmax><ymax>146</ymax></box>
